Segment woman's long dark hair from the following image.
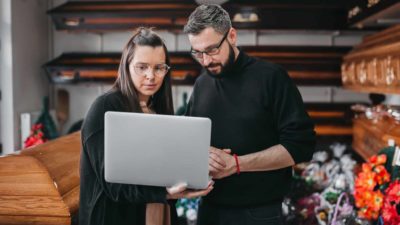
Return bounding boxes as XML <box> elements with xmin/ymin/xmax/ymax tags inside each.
<box><xmin>112</xmin><ymin>27</ymin><xmax>174</xmax><ymax>115</ymax></box>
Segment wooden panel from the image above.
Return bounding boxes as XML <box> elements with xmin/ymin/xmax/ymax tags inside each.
<box><xmin>0</xmin><ymin>196</ymin><xmax>70</xmax><ymax>217</ymax></box>
<box><xmin>21</xmin><ymin>132</ymin><xmax>81</xmax><ymax>198</ymax></box>
<box><xmin>63</xmin><ymin>3</ymin><xmax>194</xmax><ymax>11</ymax></box>
<box><xmin>0</xmin><ymin>215</ymin><xmax>70</xmax><ymax>225</ymax></box>
<box><xmin>0</xmin><ymin>132</ymin><xmax>82</xmax><ymax>224</ymax></box>
<box><xmin>315</xmin><ymin>125</ymin><xmax>353</xmax><ymax>135</ymax></box>
<box><xmin>62</xmin><ymin>186</ymin><xmax>80</xmax><ymax>215</ymax></box>
<box><xmin>0</xmin><ymin>156</ymin><xmax>61</xmax><ymax>197</ymax></box>
<box><xmin>356</xmin><ymin>25</ymin><xmax>400</xmax><ymax>50</ymax></box>
<box><xmin>308</xmin><ymin>111</ymin><xmax>345</xmax><ymax>118</ymax></box>
<box><xmin>0</xmin><ymin>156</ymin><xmax>49</xmax><ymax>173</ymax></box>
<box><xmin>84</xmin><ymin>17</ymin><xmax>174</xmax><ymax>25</ymax></box>
<box><xmin>0</xmin><ymin>172</ymin><xmax>60</xmax><ymax>197</ymax></box>
<box><xmin>344</xmin><ymin>41</ymin><xmax>400</xmax><ymax>60</ymax></box>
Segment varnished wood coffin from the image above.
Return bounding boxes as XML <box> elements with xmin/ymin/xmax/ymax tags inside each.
<box><xmin>0</xmin><ymin>132</ymin><xmax>81</xmax><ymax>225</ymax></box>
<box><xmin>353</xmin><ymin>116</ymin><xmax>400</xmax><ymax>160</ymax></box>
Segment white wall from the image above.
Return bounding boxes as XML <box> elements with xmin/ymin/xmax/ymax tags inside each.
<box><xmin>0</xmin><ymin>0</ymin><xmax>50</xmax><ymax>153</ymax></box>
<box><xmin>0</xmin><ymin>0</ymin><xmax>14</xmax><ymax>154</ymax></box>
<box><xmin>385</xmin><ymin>95</ymin><xmax>400</xmax><ymax>106</ymax></box>
<box><xmin>55</xmin><ymin>83</ymin><xmax>112</xmax><ymax>134</ymax></box>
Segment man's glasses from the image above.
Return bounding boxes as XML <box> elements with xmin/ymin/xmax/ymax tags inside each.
<box><xmin>133</xmin><ymin>63</ymin><xmax>170</xmax><ymax>77</ymax></box>
<box><xmin>190</xmin><ymin>31</ymin><xmax>229</xmax><ymax>60</ymax></box>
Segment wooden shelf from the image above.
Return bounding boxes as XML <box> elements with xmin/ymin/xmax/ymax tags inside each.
<box><xmin>45</xmin><ymin>46</ymin><xmax>350</xmax><ymax>85</ymax></box>
<box><xmin>315</xmin><ymin>125</ymin><xmax>353</xmax><ymax>136</ymax></box>
<box><xmin>305</xmin><ymin>103</ymin><xmax>356</xmax><ymax>140</ymax></box>
<box><xmin>347</xmin><ymin>0</ymin><xmax>400</xmax><ymax>29</ymax></box>
<box><xmin>48</xmin><ymin>0</ymin><xmax>348</xmax><ymax>31</ymax></box>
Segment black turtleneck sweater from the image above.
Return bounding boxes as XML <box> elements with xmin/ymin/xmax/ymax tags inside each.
<box><xmin>186</xmin><ymin>51</ymin><xmax>316</xmax><ymax>207</ymax></box>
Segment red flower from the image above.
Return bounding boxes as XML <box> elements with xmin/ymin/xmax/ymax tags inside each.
<box><xmin>24</xmin><ymin>123</ymin><xmax>47</xmax><ymax>148</ymax></box>
<box><xmin>355</xmin><ymin>171</ymin><xmax>376</xmax><ymax>191</ymax></box>
<box><xmin>382</xmin><ymin>180</ymin><xmax>400</xmax><ymax>225</ymax></box>
<box><xmin>369</xmin><ymin>154</ymin><xmax>387</xmax><ymax>166</ymax></box>
<box><xmin>374</xmin><ymin>165</ymin><xmax>391</xmax><ymax>185</ymax></box>
<box><xmin>354</xmin><ymin>154</ymin><xmax>391</xmax><ymax>221</ymax></box>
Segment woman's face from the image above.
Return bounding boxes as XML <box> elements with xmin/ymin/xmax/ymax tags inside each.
<box><xmin>129</xmin><ymin>45</ymin><xmax>168</xmax><ymax>102</ymax></box>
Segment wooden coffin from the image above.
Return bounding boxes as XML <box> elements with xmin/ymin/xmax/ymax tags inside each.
<box><xmin>353</xmin><ymin>116</ymin><xmax>400</xmax><ymax>160</ymax></box>
<box><xmin>341</xmin><ymin>25</ymin><xmax>400</xmax><ymax>94</ymax></box>
<box><xmin>0</xmin><ymin>132</ymin><xmax>81</xmax><ymax>225</ymax></box>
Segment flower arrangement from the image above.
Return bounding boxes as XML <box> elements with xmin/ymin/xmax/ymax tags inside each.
<box><xmin>176</xmin><ymin>197</ymin><xmax>200</xmax><ymax>223</ymax></box>
<box><xmin>284</xmin><ymin>143</ymin><xmax>357</xmax><ymax>225</ymax></box>
<box><xmin>24</xmin><ymin>123</ymin><xmax>47</xmax><ymax>148</ymax></box>
<box><xmin>381</xmin><ymin>180</ymin><xmax>400</xmax><ymax>225</ymax></box>
<box><xmin>354</xmin><ymin>154</ymin><xmax>391</xmax><ymax>220</ymax></box>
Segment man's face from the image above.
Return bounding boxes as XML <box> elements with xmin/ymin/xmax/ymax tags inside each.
<box><xmin>188</xmin><ymin>27</ymin><xmax>235</xmax><ymax>76</ymax></box>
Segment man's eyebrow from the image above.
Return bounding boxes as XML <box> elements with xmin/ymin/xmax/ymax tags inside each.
<box><xmin>191</xmin><ymin>43</ymin><xmax>219</xmax><ymax>52</ymax></box>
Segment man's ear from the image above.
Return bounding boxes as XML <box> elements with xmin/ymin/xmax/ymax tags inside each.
<box><xmin>227</xmin><ymin>28</ymin><xmax>237</xmax><ymax>46</ymax></box>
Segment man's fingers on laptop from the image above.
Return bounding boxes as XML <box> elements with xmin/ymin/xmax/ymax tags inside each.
<box><xmin>209</xmin><ymin>153</ymin><xmax>226</xmax><ymax>168</ymax></box>
<box><xmin>222</xmin><ymin>149</ymin><xmax>231</xmax><ymax>154</ymax></box>
<box><xmin>209</xmin><ymin>159</ymin><xmax>225</xmax><ymax>171</ymax></box>
<box><xmin>166</xmin><ymin>182</ymin><xmax>188</xmax><ymax>195</ymax></box>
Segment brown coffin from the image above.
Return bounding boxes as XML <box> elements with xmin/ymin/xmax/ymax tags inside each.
<box><xmin>0</xmin><ymin>132</ymin><xmax>81</xmax><ymax>225</ymax></box>
<box><xmin>353</xmin><ymin>116</ymin><xmax>400</xmax><ymax>160</ymax></box>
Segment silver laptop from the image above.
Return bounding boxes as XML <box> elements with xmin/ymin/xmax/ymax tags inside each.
<box><xmin>104</xmin><ymin>111</ymin><xmax>211</xmax><ymax>189</ymax></box>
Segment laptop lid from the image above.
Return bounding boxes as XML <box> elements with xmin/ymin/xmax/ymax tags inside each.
<box><xmin>104</xmin><ymin>111</ymin><xmax>211</xmax><ymax>189</ymax></box>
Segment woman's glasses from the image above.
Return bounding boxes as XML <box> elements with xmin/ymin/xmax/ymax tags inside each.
<box><xmin>133</xmin><ymin>63</ymin><xmax>170</xmax><ymax>77</ymax></box>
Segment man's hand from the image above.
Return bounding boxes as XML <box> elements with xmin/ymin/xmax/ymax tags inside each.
<box><xmin>209</xmin><ymin>147</ymin><xmax>236</xmax><ymax>179</ymax></box>
<box><xmin>166</xmin><ymin>181</ymin><xmax>214</xmax><ymax>199</ymax></box>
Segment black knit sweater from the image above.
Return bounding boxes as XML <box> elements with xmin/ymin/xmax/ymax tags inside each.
<box><xmin>186</xmin><ymin>51</ymin><xmax>316</xmax><ymax>207</ymax></box>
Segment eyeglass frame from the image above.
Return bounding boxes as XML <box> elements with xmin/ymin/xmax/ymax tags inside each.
<box><xmin>190</xmin><ymin>30</ymin><xmax>229</xmax><ymax>60</ymax></box>
<box><xmin>132</xmin><ymin>63</ymin><xmax>171</xmax><ymax>77</ymax></box>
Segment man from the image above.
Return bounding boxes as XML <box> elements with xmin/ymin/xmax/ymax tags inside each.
<box><xmin>184</xmin><ymin>4</ymin><xmax>316</xmax><ymax>225</ymax></box>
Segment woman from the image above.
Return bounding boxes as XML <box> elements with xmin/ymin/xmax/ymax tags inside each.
<box><xmin>79</xmin><ymin>28</ymin><xmax>213</xmax><ymax>225</ymax></box>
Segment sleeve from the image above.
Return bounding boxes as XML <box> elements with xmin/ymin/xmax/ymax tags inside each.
<box><xmin>268</xmin><ymin>67</ymin><xmax>316</xmax><ymax>164</ymax></box>
<box><xmin>185</xmin><ymin>80</ymin><xmax>198</xmax><ymax>117</ymax></box>
<box><xmin>82</xmin><ymin>130</ymin><xmax>168</xmax><ymax>204</ymax></box>
<box><xmin>184</xmin><ymin>93</ymin><xmax>194</xmax><ymax>117</ymax></box>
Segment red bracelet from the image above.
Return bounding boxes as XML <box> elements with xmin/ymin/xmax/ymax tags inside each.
<box><xmin>233</xmin><ymin>154</ymin><xmax>240</xmax><ymax>175</ymax></box>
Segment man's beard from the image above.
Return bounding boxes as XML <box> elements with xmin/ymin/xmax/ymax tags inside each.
<box><xmin>205</xmin><ymin>44</ymin><xmax>235</xmax><ymax>76</ymax></box>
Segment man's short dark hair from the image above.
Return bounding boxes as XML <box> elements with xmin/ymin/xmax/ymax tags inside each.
<box><xmin>183</xmin><ymin>4</ymin><xmax>232</xmax><ymax>35</ymax></box>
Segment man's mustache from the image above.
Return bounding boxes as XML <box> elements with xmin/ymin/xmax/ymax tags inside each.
<box><xmin>206</xmin><ymin>63</ymin><xmax>222</xmax><ymax>69</ymax></box>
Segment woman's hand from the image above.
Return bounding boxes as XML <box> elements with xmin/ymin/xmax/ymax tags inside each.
<box><xmin>166</xmin><ymin>181</ymin><xmax>214</xmax><ymax>199</ymax></box>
